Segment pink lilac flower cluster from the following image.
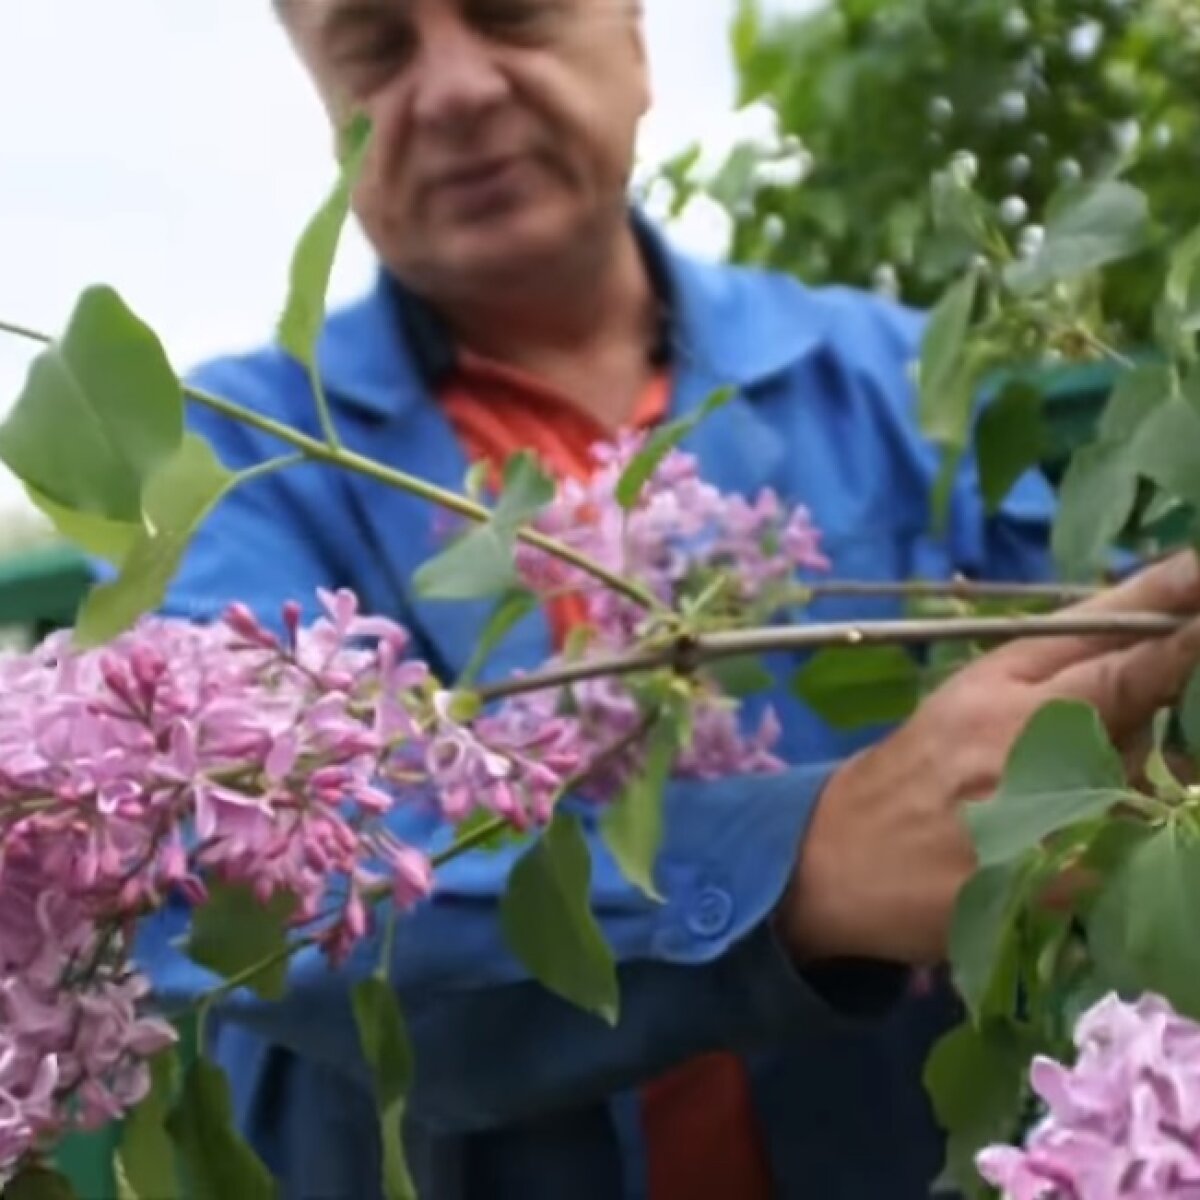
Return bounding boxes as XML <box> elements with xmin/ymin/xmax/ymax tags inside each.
<box><xmin>514</xmin><ymin>436</ymin><xmax>829</xmax><ymax>644</ymax></box>
<box><xmin>505</xmin><ymin>438</ymin><xmax>828</xmax><ymax>784</ymax></box>
<box><xmin>0</xmin><ymin>589</ymin><xmax>580</xmax><ymax>1175</ymax></box>
<box><xmin>0</xmin><ymin>438</ymin><xmax>829</xmax><ymax>1178</ymax></box>
<box><xmin>0</xmin><ymin>847</ymin><xmax>176</xmax><ymax>1170</ymax></box>
<box><xmin>498</xmin><ymin>675</ymin><xmax>786</xmax><ymax>799</ymax></box>
<box><xmin>978</xmin><ymin>992</ymin><xmax>1200</xmax><ymax>1199</ymax></box>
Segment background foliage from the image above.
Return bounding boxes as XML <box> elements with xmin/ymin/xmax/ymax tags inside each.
<box><xmin>658</xmin><ymin>0</ymin><xmax>1200</xmax><ymax>346</ymax></box>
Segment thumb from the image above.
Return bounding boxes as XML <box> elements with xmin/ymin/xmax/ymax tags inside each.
<box><xmin>1047</xmin><ymin>613</ymin><xmax>1200</xmax><ymax>745</ymax></box>
<box><xmin>998</xmin><ymin>551</ymin><xmax>1200</xmax><ymax>683</ymax></box>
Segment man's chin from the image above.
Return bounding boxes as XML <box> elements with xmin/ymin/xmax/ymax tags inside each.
<box><xmin>433</xmin><ymin>216</ymin><xmax>583</xmax><ymax>292</ymax></box>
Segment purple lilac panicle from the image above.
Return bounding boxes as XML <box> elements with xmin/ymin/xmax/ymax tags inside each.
<box><xmin>514</xmin><ymin>435</ymin><xmax>828</xmax><ymax>644</ymax></box>
<box><xmin>0</xmin><ymin>435</ymin><xmax>829</xmax><ymax>1176</ymax></box>
<box><xmin>978</xmin><ymin>992</ymin><xmax>1200</xmax><ymax>1199</ymax></box>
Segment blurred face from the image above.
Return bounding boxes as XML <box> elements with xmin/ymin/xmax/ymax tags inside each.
<box><xmin>283</xmin><ymin>0</ymin><xmax>652</xmax><ymax>299</ymax></box>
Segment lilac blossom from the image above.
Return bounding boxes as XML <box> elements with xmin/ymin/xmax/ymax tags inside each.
<box><xmin>978</xmin><ymin>992</ymin><xmax>1200</xmax><ymax>1199</ymax></box>
<box><xmin>0</xmin><ymin>436</ymin><xmax>829</xmax><ymax>1178</ymax></box>
<box><xmin>513</xmin><ymin>436</ymin><xmax>829</xmax><ymax>643</ymax></box>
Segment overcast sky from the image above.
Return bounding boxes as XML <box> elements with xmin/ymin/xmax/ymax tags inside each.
<box><xmin>0</xmin><ymin>0</ymin><xmax>812</xmax><ymax>523</ymax></box>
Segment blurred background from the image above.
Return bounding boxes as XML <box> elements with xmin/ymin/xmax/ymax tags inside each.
<box><xmin>0</xmin><ymin>0</ymin><xmax>816</xmax><ymax>531</ymax></box>
<box><xmin>2</xmin><ymin>0</ymin><xmax>1198</xmax><ymax>581</ymax></box>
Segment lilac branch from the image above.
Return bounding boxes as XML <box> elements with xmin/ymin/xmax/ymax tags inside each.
<box><xmin>477</xmin><ymin>612</ymin><xmax>1184</xmax><ymax>703</ymax></box>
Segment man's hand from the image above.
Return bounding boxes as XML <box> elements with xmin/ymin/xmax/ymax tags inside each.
<box><xmin>777</xmin><ymin>552</ymin><xmax>1200</xmax><ymax>967</ymax></box>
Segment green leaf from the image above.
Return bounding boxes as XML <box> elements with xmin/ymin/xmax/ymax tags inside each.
<box><xmin>1129</xmin><ymin>395</ymin><xmax>1200</xmax><ymax>509</ymax></box>
<box><xmin>730</xmin><ymin>0</ymin><xmax>761</xmax><ymax>67</ymax></box>
<box><xmin>114</xmin><ymin>1157</ymin><xmax>139</xmax><ymax>1200</ymax></box>
<box><xmin>966</xmin><ymin>701</ymin><xmax>1126</xmax><ymax>867</ymax></box>
<box><xmin>705</xmin><ymin>654</ymin><xmax>775</xmax><ymax>697</ymax></box>
<box><xmin>116</xmin><ymin>1047</ymin><xmax>181</xmax><ymax>1200</ymax></box>
<box><xmin>1159</xmin><ymin>221</ymin><xmax>1200</xmax><ymax>348</ymax></box>
<box><xmin>443</xmin><ymin>689</ymin><xmax>482</xmax><ymax>723</ymax></box>
<box><xmin>415</xmin><ymin>452</ymin><xmax>555</xmax><ymax>600</ymax></box>
<box><xmin>923</xmin><ymin>1021</ymin><xmax>1035</xmax><ymax>1199</ymax></box>
<box><xmin>351</xmin><ymin>978</ymin><xmax>417</xmax><ymax>1200</ymax></box>
<box><xmin>463</xmin><ymin>459</ymin><xmax>490</xmax><ymax>502</ymax></box>
<box><xmin>706</xmin><ymin>145</ymin><xmax>764</xmax><ymax>213</ymax></box>
<box><xmin>184</xmin><ymin>881</ymin><xmax>296</xmax><ymax>1001</ymax></box>
<box><xmin>458</xmin><ymin>589</ymin><xmax>539</xmax><ymax>685</ymax></box>
<box><xmin>976</xmin><ymin>382</ymin><xmax>1047</xmax><ymax>513</ymax></box>
<box><xmin>929</xmin><ymin>168</ymin><xmax>993</xmax><ymax>249</ymax></box>
<box><xmin>74</xmin><ymin>530</ymin><xmax>196</xmax><ymax>647</ymax></box>
<box><xmin>1080</xmin><ymin>815</ymin><xmax>1155</xmax><ymax>875</ymax></box>
<box><xmin>1004</xmin><ymin>181</ymin><xmax>1150</xmax><ymax>295</ymax></box>
<box><xmin>73</xmin><ymin>434</ymin><xmax>238</xmax><ymax>646</ymax></box>
<box><xmin>948</xmin><ymin>860</ymin><xmax>1030</xmax><ymax>1020</ymax></box>
<box><xmin>917</xmin><ymin>270</ymin><xmax>978</xmax><ymax>446</ymax></box>
<box><xmin>1182</xmin><ymin>666</ymin><xmax>1200</xmax><ymax>759</ymax></box>
<box><xmin>1145</xmin><ymin>708</ymin><xmax>1188</xmax><ymax>802</ymax></box>
<box><xmin>494</xmin><ymin>451</ymin><xmax>559</xmax><ymax>525</ymax></box>
<box><xmin>0</xmin><ymin>285</ymin><xmax>182</xmax><ymax>522</ymax></box>
<box><xmin>601</xmin><ymin>719</ymin><xmax>679</xmax><ymax>901</ymax></box>
<box><xmin>277</xmin><ymin>113</ymin><xmax>372</xmax><ymax>368</ymax></box>
<box><xmin>412</xmin><ymin>521</ymin><xmax>519</xmax><ymax>601</ymax></box>
<box><xmin>1089</xmin><ymin>821</ymin><xmax>1200</xmax><ymax>1020</ymax></box>
<box><xmin>1097</xmin><ymin>364</ymin><xmax>1174</xmax><ymax>444</ymax></box>
<box><xmin>562</xmin><ymin>624</ymin><xmax>597</xmax><ymax>662</ymax></box>
<box><xmin>930</xmin><ymin>444</ymin><xmax>964</xmax><ymax>533</ymax></box>
<box><xmin>614</xmin><ymin>388</ymin><xmax>734</xmax><ymax>509</ymax></box>
<box><xmin>1167</xmin><ymin>223</ymin><xmax>1200</xmax><ymax>318</ymax></box>
<box><xmin>1051</xmin><ymin>441</ymin><xmax>1139</xmax><ymax>579</ymax></box>
<box><xmin>25</xmin><ymin>485</ymin><xmax>140</xmax><ymax>566</ymax></box>
<box><xmin>792</xmin><ymin>645</ymin><xmax>919</xmax><ymax>730</ymax></box>
<box><xmin>165</xmin><ymin>1057</ymin><xmax>277</xmax><ymax>1200</ymax></box>
<box><xmin>3</xmin><ymin>1166</ymin><xmax>77</xmax><ymax>1200</ymax></box>
<box><xmin>500</xmin><ymin>810</ymin><xmax>619</xmax><ymax>1024</ymax></box>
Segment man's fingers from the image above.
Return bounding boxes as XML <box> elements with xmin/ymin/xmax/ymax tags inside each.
<box><xmin>998</xmin><ymin>552</ymin><xmax>1200</xmax><ymax>682</ymax></box>
<box><xmin>1049</xmin><ymin>614</ymin><xmax>1200</xmax><ymax>745</ymax></box>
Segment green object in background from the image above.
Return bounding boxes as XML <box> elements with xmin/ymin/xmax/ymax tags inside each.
<box><xmin>53</xmin><ymin>1130</ymin><xmax>118</xmax><ymax>1200</ymax></box>
<box><xmin>49</xmin><ymin>1022</ymin><xmax>198</xmax><ymax>1200</ymax></box>
<box><xmin>0</xmin><ymin>542</ymin><xmax>92</xmax><ymax>635</ymax></box>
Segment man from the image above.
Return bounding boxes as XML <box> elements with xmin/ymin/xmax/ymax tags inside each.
<box><xmin>137</xmin><ymin>0</ymin><xmax>1200</xmax><ymax>1196</ymax></box>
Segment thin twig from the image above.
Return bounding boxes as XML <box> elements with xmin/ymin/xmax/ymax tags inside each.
<box><xmin>0</xmin><ymin>317</ymin><xmax>664</xmax><ymax>616</ymax></box>
<box><xmin>1072</xmin><ymin>325</ymin><xmax>1138</xmax><ymax>371</ymax></box>
<box><xmin>477</xmin><ymin>612</ymin><xmax>1184</xmax><ymax>702</ymax></box>
<box><xmin>181</xmin><ymin>382</ymin><xmax>665</xmax><ymax>613</ymax></box>
<box><xmin>804</xmin><ymin>580</ymin><xmax>1100</xmax><ymax>604</ymax></box>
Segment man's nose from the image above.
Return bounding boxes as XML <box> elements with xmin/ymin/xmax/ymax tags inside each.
<box><xmin>408</xmin><ymin>21</ymin><xmax>511</xmax><ymax>133</ymax></box>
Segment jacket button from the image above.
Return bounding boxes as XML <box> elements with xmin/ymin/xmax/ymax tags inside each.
<box><xmin>688</xmin><ymin>887</ymin><xmax>734</xmax><ymax>938</ymax></box>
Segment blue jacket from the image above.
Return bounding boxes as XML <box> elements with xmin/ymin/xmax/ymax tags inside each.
<box><xmin>133</xmin><ymin>218</ymin><xmax>1055</xmax><ymax>1198</ymax></box>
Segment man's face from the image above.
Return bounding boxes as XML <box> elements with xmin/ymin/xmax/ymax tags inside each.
<box><xmin>284</xmin><ymin>0</ymin><xmax>651</xmax><ymax>297</ymax></box>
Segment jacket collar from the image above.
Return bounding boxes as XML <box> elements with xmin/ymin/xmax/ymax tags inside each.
<box><xmin>316</xmin><ymin>210</ymin><xmax>830</xmax><ymax>421</ymax></box>
<box><xmin>319</xmin><ymin>211</ymin><xmax>827</xmax><ymax>683</ymax></box>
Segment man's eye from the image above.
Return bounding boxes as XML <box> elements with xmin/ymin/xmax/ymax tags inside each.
<box><xmin>333</xmin><ymin>31</ymin><xmax>409</xmax><ymax>67</ymax></box>
<box><xmin>328</xmin><ymin>28</ymin><xmax>413</xmax><ymax>90</ymax></box>
<box><xmin>471</xmin><ymin>0</ymin><xmax>564</xmax><ymax>40</ymax></box>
